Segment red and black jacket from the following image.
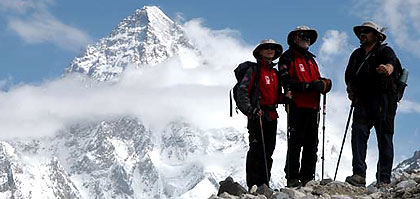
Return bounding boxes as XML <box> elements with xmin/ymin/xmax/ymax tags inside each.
<box><xmin>237</xmin><ymin>59</ymin><xmax>284</xmax><ymax>120</ymax></box>
<box><xmin>278</xmin><ymin>45</ymin><xmax>321</xmax><ymax>109</ymax></box>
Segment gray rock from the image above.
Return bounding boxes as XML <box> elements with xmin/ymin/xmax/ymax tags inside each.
<box><xmin>217</xmin><ymin>177</ymin><xmax>247</xmax><ymax>197</ymax></box>
<box><xmin>396</xmin><ymin>179</ymin><xmax>417</xmax><ymax>189</ymax></box>
<box><xmin>256</xmin><ymin>184</ymin><xmax>273</xmax><ymax>198</ymax></box>
<box><xmin>271</xmin><ymin>192</ymin><xmax>290</xmax><ymax>199</ymax></box>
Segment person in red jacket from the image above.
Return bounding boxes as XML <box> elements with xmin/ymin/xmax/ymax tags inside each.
<box><xmin>278</xmin><ymin>26</ymin><xmax>332</xmax><ymax>187</ymax></box>
<box><xmin>236</xmin><ymin>39</ymin><xmax>284</xmax><ymax>189</ymax></box>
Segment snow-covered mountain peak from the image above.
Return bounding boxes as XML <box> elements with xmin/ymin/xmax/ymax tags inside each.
<box><xmin>394</xmin><ymin>150</ymin><xmax>420</xmax><ymax>173</ymax></box>
<box><xmin>110</xmin><ymin>6</ymin><xmax>175</xmax><ymax>38</ymax></box>
<box><xmin>66</xmin><ymin>5</ymin><xmax>195</xmax><ymax>81</ymax></box>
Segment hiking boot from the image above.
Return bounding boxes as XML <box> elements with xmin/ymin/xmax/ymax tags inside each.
<box><xmin>375</xmin><ymin>182</ymin><xmax>391</xmax><ymax>189</ymax></box>
<box><xmin>345</xmin><ymin>174</ymin><xmax>366</xmax><ymax>187</ymax></box>
<box><xmin>286</xmin><ymin>179</ymin><xmax>301</xmax><ymax>188</ymax></box>
<box><xmin>300</xmin><ymin>179</ymin><xmax>312</xmax><ymax>186</ymax></box>
<box><xmin>256</xmin><ymin>184</ymin><xmax>274</xmax><ymax>198</ymax></box>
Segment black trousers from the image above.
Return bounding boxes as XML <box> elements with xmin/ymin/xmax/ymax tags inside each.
<box><xmin>351</xmin><ymin>94</ymin><xmax>397</xmax><ymax>183</ymax></box>
<box><xmin>284</xmin><ymin>106</ymin><xmax>319</xmax><ymax>181</ymax></box>
<box><xmin>246</xmin><ymin>117</ymin><xmax>277</xmax><ymax>188</ymax></box>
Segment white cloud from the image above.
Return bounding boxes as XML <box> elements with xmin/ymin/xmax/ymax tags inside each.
<box><xmin>8</xmin><ymin>13</ymin><xmax>92</xmax><ymax>52</ymax></box>
<box><xmin>182</xmin><ymin>19</ymin><xmax>253</xmax><ymax>69</ymax></box>
<box><xmin>0</xmin><ymin>20</ymin><xmax>252</xmax><ymax>140</ymax></box>
<box><xmin>398</xmin><ymin>100</ymin><xmax>420</xmax><ymax>114</ymax></box>
<box><xmin>319</xmin><ymin>30</ymin><xmax>350</xmax><ymax>61</ymax></box>
<box><xmin>0</xmin><ymin>0</ymin><xmax>38</xmax><ymax>13</ymax></box>
<box><xmin>0</xmin><ymin>0</ymin><xmax>91</xmax><ymax>52</ymax></box>
<box><xmin>0</xmin><ymin>79</ymin><xmax>7</xmax><ymax>89</ymax></box>
<box><xmin>317</xmin><ymin>30</ymin><xmax>354</xmax><ymax>92</ymax></box>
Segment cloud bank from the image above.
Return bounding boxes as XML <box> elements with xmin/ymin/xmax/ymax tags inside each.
<box><xmin>0</xmin><ymin>19</ymin><xmax>253</xmax><ymax>140</ymax></box>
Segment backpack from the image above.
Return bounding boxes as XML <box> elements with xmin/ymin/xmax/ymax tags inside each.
<box><xmin>229</xmin><ymin>61</ymin><xmax>260</xmax><ymax>116</ymax></box>
<box><xmin>393</xmin><ymin>58</ymin><xmax>408</xmax><ymax>102</ymax></box>
<box><xmin>378</xmin><ymin>45</ymin><xmax>408</xmax><ymax>102</ymax></box>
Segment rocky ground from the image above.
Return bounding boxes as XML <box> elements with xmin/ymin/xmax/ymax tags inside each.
<box><xmin>210</xmin><ymin>171</ymin><xmax>420</xmax><ymax>199</ymax></box>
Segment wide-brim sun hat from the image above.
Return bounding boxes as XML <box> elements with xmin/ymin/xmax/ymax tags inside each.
<box><xmin>353</xmin><ymin>21</ymin><xmax>387</xmax><ymax>42</ymax></box>
<box><xmin>253</xmin><ymin>39</ymin><xmax>283</xmax><ymax>60</ymax></box>
<box><xmin>287</xmin><ymin>26</ymin><xmax>318</xmax><ymax>46</ymax></box>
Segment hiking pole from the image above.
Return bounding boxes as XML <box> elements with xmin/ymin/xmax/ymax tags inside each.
<box><xmin>286</xmin><ymin>103</ymin><xmax>291</xmax><ymax>182</ymax></box>
<box><xmin>321</xmin><ymin>94</ymin><xmax>326</xmax><ymax>181</ymax></box>
<box><xmin>259</xmin><ymin>115</ymin><xmax>270</xmax><ymax>185</ymax></box>
<box><xmin>334</xmin><ymin>104</ymin><xmax>354</xmax><ymax>181</ymax></box>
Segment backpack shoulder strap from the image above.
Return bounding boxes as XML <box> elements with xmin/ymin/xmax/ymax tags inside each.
<box><xmin>377</xmin><ymin>43</ymin><xmax>402</xmax><ymax>73</ymax></box>
<box><xmin>250</xmin><ymin>62</ymin><xmax>261</xmax><ymax>107</ymax></box>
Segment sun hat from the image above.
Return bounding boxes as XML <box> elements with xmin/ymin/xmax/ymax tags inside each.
<box><xmin>353</xmin><ymin>21</ymin><xmax>387</xmax><ymax>42</ymax></box>
<box><xmin>253</xmin><ymin>39</ymin><xmax>283</xmax><ymax>60</ymax></box>
<box><xmin>287</xmin><ymin>26</ymin><xmax>318</xmax><ymax>45</ymax></box>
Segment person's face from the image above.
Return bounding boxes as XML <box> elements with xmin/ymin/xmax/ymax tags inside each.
<box><xmin>294</xmin><ymin>31</ymin><xmax>311</xmax><ymax>49</ymax></box>
<box><xmin>358</xmin><ymin>27</ymin><xmax>378</xmax><ymax>45</ymax></box>
<box><xmin>259</xmin><ymin>44</ymin><xmax>276</xmax><ymax>60</ymax></box>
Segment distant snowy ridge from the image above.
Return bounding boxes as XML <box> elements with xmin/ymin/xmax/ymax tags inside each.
<box><xmin>393</xmin><ymin>150</ymin><xmax>420</xmax><ymax>173</ymax></box>
<box><xmin>0</xmin><ymin>141</ymin><xmax>81</xmax><ymax>199</ymax></box>
<box><xmin>1</xmin><ymin>117</ymin><xmax>250</xmax><ymax>198</ymax></box>
<box><xmin>66</xmin><ymin>6</ymin><xmax>196</xmax><ymax>81</ymax></box>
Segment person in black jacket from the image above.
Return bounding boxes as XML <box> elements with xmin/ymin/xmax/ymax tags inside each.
<box><xmin>277</xmin><ymin>26</ymin><xmax>332</xmax><ymax>187</ymax></box>
<box><xmin>236</xmin><ymin>39</ymin><xmax>283</xmax><ymax>189</ymax></box>
<box><xmin>345</xmin><ymin>21</ymin><xmax>398</xmax><ymax>187</ymax></box>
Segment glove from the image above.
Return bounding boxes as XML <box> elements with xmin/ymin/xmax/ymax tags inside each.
<box><xmin>308</xmin><ymin>78</ymin><xmax>332</xmax><ymax>94</ymax></box>
<box><xmin>321</xmin><ymin>78</ymin><xmax>332</xmax><ymax>94</ymax></box>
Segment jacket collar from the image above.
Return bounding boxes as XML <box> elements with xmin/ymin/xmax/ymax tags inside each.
<box><xmin>290</xmin><ymin>44</ymin><xmax>316</xmax><ymax>58</ymax></box>
<box><xmin>257</xmin><ymin>59</ymin><xmax>277</xmax><ymax>68</ymax></box>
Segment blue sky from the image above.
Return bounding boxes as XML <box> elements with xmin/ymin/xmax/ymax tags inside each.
<box><xmin>0</xmin><ymin>0</ymin><xmax>419</xmax><ymax>177</ymax></box>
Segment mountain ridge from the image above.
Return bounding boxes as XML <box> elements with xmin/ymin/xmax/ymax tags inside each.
<box><xmin>66</xmin><ymin>5</ymin><xmax>195</xmax><ymax>82</ymax></box>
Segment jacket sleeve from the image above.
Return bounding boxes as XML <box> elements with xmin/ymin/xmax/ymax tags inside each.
<box><xmin>380</xmin><ymin>46</ymin><xmax>397</xmax><ymax>70</ymax></box>
<box><xmin>345</xmin><ymin>51</ymin><xmax>357</xmax><ymax>86</ymax></box>
<box><xmin>237</xmin><ymin>67</ymin><xmax>255</xmax><ymax>115</ymax></box>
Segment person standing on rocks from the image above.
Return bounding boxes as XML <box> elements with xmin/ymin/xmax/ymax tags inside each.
<box><xmin>278</xmin><ymin>26</ymin><xmax>332</xmax><ymax>187</ymax></box>
<box><xmin>345</xmin><ymin>21</ymin><xmax>400</xmax><ymax>187</ymax></box>
<box><xmin>236</xmin><ymin>39</ymin><xmax>284</xmax><ymax>189</ymax></box>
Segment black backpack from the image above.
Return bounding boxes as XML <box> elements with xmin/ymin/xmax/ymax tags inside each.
<box><xmin>378</xmin><ymin>45</ymin><xmax>408</xmax><ymax>102</ymax></box>
<box><xmin>229</xmin><ymin>61</ymin><xmax>260</xmax><ymax>116</ymax></box>
<box><xmin>393</xmin><ymin>58</ymin><xmax>408</xmax><ymax>102</ymax></box>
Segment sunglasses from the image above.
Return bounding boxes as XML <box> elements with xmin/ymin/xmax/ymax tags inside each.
<box><xmin>297</xmin><ymin>32</ymin><xmax>311</xmax><ymax>41</ymax></box>
<box><xmin>359</xmin><ymin>28</ymin><xmax>375</xmax><ymax>34</ymax></box>
<box><xmin>261</xmin><ymin>45</ymin><xmax>275</xmax><ymax>50</ymax></box>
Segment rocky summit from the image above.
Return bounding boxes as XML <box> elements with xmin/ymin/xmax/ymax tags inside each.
<box><xmin>211</xmin><ymin>169</ymin><xmax>420</xmax><ymax>199</ymax></box>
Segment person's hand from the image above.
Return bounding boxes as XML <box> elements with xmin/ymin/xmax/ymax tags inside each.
<box><xmin>248</xmin><ymin>107</ymin><xmax>263</xmax><ymax>118</ymax></box>
<box><xmin>321</xmin><ymin>78</ymin><xmax>332</xmax><ymax>94</ymax></box>
<box><xmin>285</xmin><ymin>91</ymin><xmax>292</xmax><ymax>99</ymax></box>
<box><xmin>309</xmin><ymin>78</ymin><xmax>332</xmax><ymax>94</ymax></box>
<box><xmin>252</xmin><ymin>108</ymin><xmax>263</xmax><ymax>117</ymax></box>
<box><xmin>346</xmin><ymin>85</ymin><xmax>359</xmax><ymax>104</ymax></box>
<box><xmin>376</xmin><ymin>64</ymin><xmax>393</xmax><ymax>76</ymax></box>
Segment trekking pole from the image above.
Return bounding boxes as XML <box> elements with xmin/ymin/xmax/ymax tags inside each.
<box><xmin>321</xmin><ymin>94</ymin><xmax>326</xmax><ymax>181</ymax></box>
<box><xmin>377</xmin><ymin>119</ymin><xmax>383</xmax><ymax>186</ymax></box>
<box><xmin>259</xmin><ymin>115</ymin><xmax>270</xmax><ymax>185</ymax></box>
<box><xmin>286</xmin><ymin>103</ymin><xmax>291</xmax><ymax>182</ymax></box>
<box><xmin>334</xmin><ymin>104</ymin><xmax>354</xmax><ymax>181</ymax></box>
